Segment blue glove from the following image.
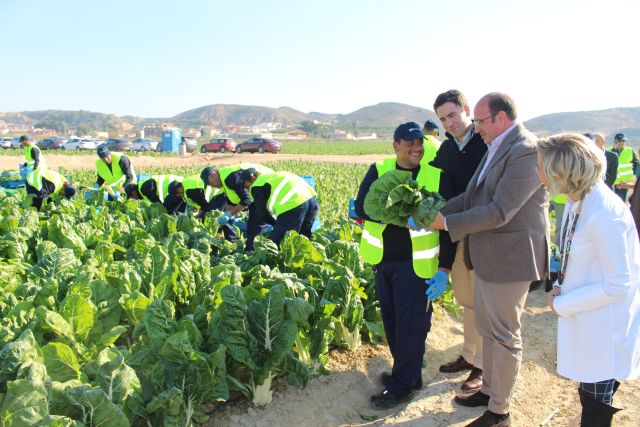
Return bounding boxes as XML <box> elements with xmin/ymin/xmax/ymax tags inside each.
<box><xmin>112</xmin><ymin>190</ymin><xmax>121</xmax><ymax>200</ymax></box>
<box><xmin>217</xmin><ymin>212</ymin><xmax>233</xmax><ymax>225</ymax></box>
<box><xmin>407</xmin><ymin>215</ymin><xmax>421</xmax><ymax>230</ymax></box>
<box><xmin>425</xmin><ymin>270</ymin><xmax>448</xmax><ymax>300</ymax></box>
<box><xmin>262</xmin><ymin>224</ymin><xmax>273</xmax><ymax>233</ymax></box>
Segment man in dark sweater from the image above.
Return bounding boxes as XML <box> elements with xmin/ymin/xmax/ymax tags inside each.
<box><xmin>429</xmin><ymin>90</ymin><xmax>487</xmax><ymax>392</ymax></box>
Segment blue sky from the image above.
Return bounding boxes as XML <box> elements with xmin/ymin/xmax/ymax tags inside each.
<box><xmin>1</xmin><ymin>0</ymin><xmax>638</xmax><ymax>120</ymax></box>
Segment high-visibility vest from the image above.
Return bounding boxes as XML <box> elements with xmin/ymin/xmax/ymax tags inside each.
<box><xmin>551</xmin><ymin>193</ymin><xmax>567</xmax><ymax>204</ymax></box>
<box><xmin>26</xmin><ymin>168</ymin><xmax>66</xmax><ymax>194</ymax></box>
<box><xmin>423</xmin><ymin>135</ymin><xmax>441</xmax><ymax>162</ymax></box>
<box><xmin>183</xmin><ymin>175</ymin><xmax>221</xmax><ymax>209</ymax></box>
<box><xmin>24</xmin><ymin>145</ymin><xmax>45</xmax><ymax>169</ymax></box>
<box><xmin>610</xmin><ymin>146</ymin><xmax>635</xmax><ymax>184</ymax></box>
<box><xmin>250</xmin><ymin>171</ymin><xmax>316</xmax><ymax>215</ymax></box>
<box><xmin>219</xmin><ymin>164</ymin><xmax>275</xmax><ymax>204</ymax></box>
<box><xmin>359</xmin><ymin>157</ymin><xmax>441</xmax><ymax>279</ymax></box>
<box><xmin>96</xmin><ymin>153</ymin><xmax>136</xmax><ymax>188</ymax></box>
<box><xmin>139</xmin><ymin>174</ymin><xmax>183</xmax><ymax>203</ymax></box>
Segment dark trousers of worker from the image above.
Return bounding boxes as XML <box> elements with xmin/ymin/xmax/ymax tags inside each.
<box><xmin>614</xmin><ymin>187</ymin><xmax>628</xmax><ymax>202</ymax></box>
<box><xmin>375</xmin><ymin>260</ymin><xmax>432</xmax><ymax>395</ymax></box>
<box><xmin>270</xmin><ymin>197</ymin><xmax>318</xmax><ymax>246</ymax></box>
<box><xmin>209</xmin><ymin>194</ymin><xmax>239</xmax><ymax>242</ymax></box>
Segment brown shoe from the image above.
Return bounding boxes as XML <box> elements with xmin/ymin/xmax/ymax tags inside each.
<box><xmin>465</xmin><ymin>410</ymin><xmax>510</xmax><ymax>426</ymax></box>
<box><xmin>439</xmin><ymin>355</ymin><xmax>473</xmax><ymax>373</ymax></box>
<box><xmin>454</xmin><ymin>390</ymin><xmax>490</xmax><ymax>407</ymax></box>
<box><xmin>461</xmin><ymin>367</ymin><xmax>483</xmax><ymax>392</ymax></box>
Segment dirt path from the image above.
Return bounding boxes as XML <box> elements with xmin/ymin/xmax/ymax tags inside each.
<box><xmin>0</xmin><ymin>152</ymin><xmax>381</xmax><ymax>171</ymax></box>
<box><xmin>211</xmin><ymin>289</ymin><xmax>639</xmax><ymax>427</ymax></box>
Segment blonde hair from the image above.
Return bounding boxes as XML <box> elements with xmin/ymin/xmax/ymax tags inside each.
<box><xmin>537</xmin><ymin>133</ymin><xmax>605</xmax><ymax>198</ymax></box>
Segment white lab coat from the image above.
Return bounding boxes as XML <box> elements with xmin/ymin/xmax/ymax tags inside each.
<box><xmin>553</xmin><ymin>181</ymin><xmax>640</xmax><ymax>383</ymax></box>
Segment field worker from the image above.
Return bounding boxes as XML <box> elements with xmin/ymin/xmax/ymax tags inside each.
<box><xmin>355</xmin><ymin>122</ymin><xmax>441</xmax><ymax>409</ymax></box>
<box><xmin>539</xmin><ymin>133</ymin><xmax>640</xmax><ymax>426</ymax></box>
<box><xmin>25</xmin><ymin>168</ymin><xmax>75</xmax><ymax>210</ymax></box>
<box><xmin>422</xmin><ymin>119</ymin><xmax>441</xmax><ymax>143</ymax></box>
<box><xmin>164</xmin><ymin>167</ymin><xmax>220</xmax><ymax>218</ymax></box>
<box><xmin>592</xmin><ymin>133</ymin><xmax>618</xmax><ymax>189</ymax></box>
<box><xmin>20</xmin><ymin>135</ymin><xmax>45</xmax><ymax>170</ymax></box>
<box><xmin>95</xmin><ymin>145</ymin><xmax>136</xmax><ymax>199</ymax></box>
<box><xmin>428</xmin><ymin>93</ymin><xmax>548</xmax><ymax>427</ymax></box>
<box><xmin>429</xmin><ymin>90</ymin><xmax>487</xmax><ymax>393</ymax></box>
<box><xmin>245</xmin><ymin>170</ymin><xmax>317</xmax><ymax>251</ymax></box>
<box><xmin>124</xmin><ymin>174</ymin><xmax>183</xmax><ymax>203</ymax></box>
<box><xmin>609</xmin><ymin>132</ymin><xmax>638</xmax><ymax>201</ymax></box>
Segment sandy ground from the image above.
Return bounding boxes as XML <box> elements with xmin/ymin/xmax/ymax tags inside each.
<box><xmin>210</xmin><ymin>289</ymin><xmax>639</xmax><ymax>427</ymax></box>
<box><xmin>0</xmin><ymin>152</ymin><xmax>379</xmax><ymax>171</ymax></box>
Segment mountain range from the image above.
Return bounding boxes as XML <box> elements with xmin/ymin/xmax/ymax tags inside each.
<box><xmin>1</xmin><ymin>103</ymin><xmax>639</xmax><ymax>141</ymax></box>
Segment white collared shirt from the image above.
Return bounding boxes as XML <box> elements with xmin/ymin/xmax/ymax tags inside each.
<box><xmin>475</xmin><ymin>123</ymin><xmax>518</xmax><ymax>185</ymax></box>
<box><xmin>454</xmin><ymin>127</ymin><xmax>474</xmax><ymax>151</ymax></box>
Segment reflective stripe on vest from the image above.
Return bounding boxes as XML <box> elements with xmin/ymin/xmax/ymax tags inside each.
<box><xmin>251</xmin><ymin>172</ymin><xmax>315</xmax><ymax>215</ymax></box>
<box><xmin>611</xmin><ymin>146</ymin><xmax>634</xmax><ymax>184</ymax></box>
<box><xmin>359</xmin><ymin>157</ymin><xmax>441</xmax><ymax>279</ymax></box>
<box><xmin>27</xmin><ymin>168</ymin><xmax>66</xmax><ymax>194</ymax></box>
<box><xmin>24</xmin><ymin>145</ymin><xmax>45</xmax><ymax>168</ymax></box>
<box><xmin>96</xmin><ymin>153</ymin><xmax>136</xmax><ymax>188</ymax></box>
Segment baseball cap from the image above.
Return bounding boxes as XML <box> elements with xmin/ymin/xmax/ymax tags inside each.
<box><xmin>423</xmin><ymin>119</ymin><xmax>439</xmax><ymax>131</ymax></box>
<box><xmin>614</xmin><ymin>133</ymin><xmax>626</xmax><ymax>142</ymax></box>
<box><xmin>582</xmin><ymin>132</ymin><xmax>595</xmax><ymax>141</ymax></box>
<box><xmin>124</xmin><ymin>183</ymin><xmax>138</xmax><ymax>199</ymax></box>
<box><xmin>97</xmin><ymin>145</ymin><xmax>111</xmax><ymax>158</ymax></box>
<box><xmin>200</xmin><ymin>166</ymin><xmax>217</xmax><ymax>184</ymax></box>
<box><xmin>19</xmin><ymin>135</ymin><xmax>32</xmax><ymax>142</ymax></box>
<box><xmin>240</xmin><ymin>167</ymin><xmax>258</xmax><ymax>181</ymax></box>
<box><xmin>168</xmin><ymin>180</ymin><xmax>182</xmax><ymax>195</ymax></box>
<box><xmin>62</xmin><ymin>184</ymin><xmax>76</xmax><ymax>199</ymax></box>
<box><xmin>394</xmin><ymin>122</ymin><xmax>425</xmax><ymax>142</ymax></box>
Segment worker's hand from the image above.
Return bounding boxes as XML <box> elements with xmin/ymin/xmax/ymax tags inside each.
<box><xmin>118</xmin><ymin>187</ymin><xmax>124</xmax><ymax>194</ymax></box>
<box><xmin>547</xmin><ymin>285</ymin><xmax>561</xmax><ymax>316</ymax></box>
<box><xmin>217</xmin><ymin>212</ymin><xmax>233</xmax><ymax>225</ymax></box>
<box><xmin>425</xmin><ymin>270</ymin><xmax>448</xmax><ymax>300</ymax></box>
<box><xmin>228</xmin><ymin>204</ymin><xmax>244</xmax><ymax>216</ymax></box>
<box><xmin>406</xmin><ymin>215</ymin><xmax>422</xmax><ymax>230</ymax></box>
<box><xmin>428</xmin><ymin>212</ymin><xmax>446</xmax><ymax>230</ymax></box>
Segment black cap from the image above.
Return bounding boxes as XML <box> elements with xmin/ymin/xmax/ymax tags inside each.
<box><xmin>240</xmin><ymin>167</ymin><xmax>258</xmax><ymax>181</ymax></box>
<box><xmin>614</xmin><ymin>133</ymin><xmax>626</xmax><ymax>142</ymax></box>
<box><xmin>168</xmin><ymin>180</ymin><xmax>182</xmax><ymax>195</ymax></box>
<box><xmin>62</xmin><ymin>184</ymin><xmax>76</xmax><ymax>199</ymax></box>
<box><xmin>583</xmin><ymin>132</ymin><xmax>595</xmax><ymax>141</ymax></box>
<box><xmin>124</xmin><ymin>183</ymin><xmax>138</xmax><ymax>198</ymax></box>
<box><xmin>19</xmin><ymin>135</ymin><xmax>31</xmax><ymax>142</ymax></box>
<box><xmin>200</xmin><ymin>166</ymin><xmax>216</xmax><ymax>184</ymax></box>
<box><xmin>423</xmin><ymin>119</ymin><xmax>439</xmax><ymax>131</ymax></box>
<box><xmin>97</xmin><ymin>145</ymin><xmax>111</xmax><ymax>158</ymax></box>
<box><xmin>393</xmin><ymin>122</ymin><xmax>425</xmax><ymax>142</ymax></box>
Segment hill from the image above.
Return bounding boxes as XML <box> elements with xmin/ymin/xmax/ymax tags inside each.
<box><xmin>336</xmin><ymin>102</ymin><xmax>437</xmax><ymax>128</ymax></box>
<box><xmin>171</xmin><ymin>104</ymin><xmax>310</xmax><ymax>126</ymax></box>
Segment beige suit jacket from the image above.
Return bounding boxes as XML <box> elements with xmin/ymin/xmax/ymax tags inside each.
<box><xmin>442</xmin><ymin>124</ymin><xmax>549</xmax><ymax>283</ymax></box>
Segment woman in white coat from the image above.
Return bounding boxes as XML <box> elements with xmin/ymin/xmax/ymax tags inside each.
<box><xmin>537</xmin><ymin>133</ymin><xmax>640</xmax><ymax>426</ymax></box>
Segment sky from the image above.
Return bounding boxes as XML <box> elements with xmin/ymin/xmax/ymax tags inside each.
<box><xmin>1</xmin><ymin>0</ymin><xmax>638</xmax><ymax>120</ymax></box>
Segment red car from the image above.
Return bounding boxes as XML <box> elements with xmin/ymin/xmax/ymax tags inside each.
<box><xmin>235</xmin><ymin>137</ymin><xmax>282</xmax><ymax>154</ymax></box>
<box><xmin>201</xmin><ymin>137</ymin><xmax>236</xmax><ymax>153</ymax></box>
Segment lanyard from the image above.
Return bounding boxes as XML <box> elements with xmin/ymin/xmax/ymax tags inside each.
<box><xmin>557</xmin><ymin>199</ymin><xmax>583</xmax><ymax>287</ymax></box>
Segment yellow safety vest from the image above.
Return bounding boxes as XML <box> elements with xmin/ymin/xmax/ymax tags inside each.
<box><xmin>423</xmin><ymin>135</ymin><xmax>441</xmax><ymax>163</ymax></box>
<box><xmin>359</xmin><ymin>157</ymin><xmax>441</xmax><ymax>279</ymax></box>
<box><xmin>219</xmin><ymin>164</ymin><xmax>275</xmax><ymax>204</ymax></box>
<box><xmin>24</xmin><ymin>145</ymin><xmax>45</xmax><ymax>169</ymax></box>
<box><xmin>96</xmin><ymin>153</ymin><xmax>136</xmax><ymax>188</ymax></box>
<box><xmin>26</xmin><ymin>168</ymin><xmax>66</xmax><ymax>194</ymax></box>
<box><xmin>250</xmin><ymin>171</ymin><xmax>316</xmax><ymax>215</ymax></box>
<box><xmin>139</xmin><ymin>174</ymin><xmax>183</xmax><ymax>203</ymax></box>
<box><xmin>183</xmin><ymin>175</ymin><xmax>220</xmax><ymax>209</ymax></box>
<box><xmin>610</xmin><ymin>146</ymin><xmax>635</xmax><ymax>184</ymax></box>
<box><xmin>551</xmin><ymin>193</ymin><xmax>567</xmax><ymax>204</ymax></box>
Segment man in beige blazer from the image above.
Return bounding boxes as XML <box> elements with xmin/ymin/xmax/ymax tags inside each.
<box><xmin>429</xmin><ymin>92</ymin><xmax>548</xmax><ymax>427</ymax></box>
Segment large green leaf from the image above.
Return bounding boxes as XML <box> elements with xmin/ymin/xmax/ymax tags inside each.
<box><xmin>60</xmin><ymin>294</ymin><xmax>96</xmax><ymax>342</ymax></box>
<box><xmin>0</xmin><ymin>379</ymin><xmax>49</xmax><ymax>426</ymax></box>
<box><xmin>0</xmin><ymin>329</ymin><xmax>42</xmax><ymax>384</ymax></box>
<box><xmin>42</xmin><ymin>342</ymin><xmax>80</xmax><ymax>382</ymax></box>
<box><xmin>95</xmin><ymin>348</ymin><xmax>141</xmax><ymax>405</ymax></box>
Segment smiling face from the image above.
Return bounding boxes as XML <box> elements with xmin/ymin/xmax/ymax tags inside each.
<box><xmin>393</xmin><ymin>138</ymin><xmax>424</xmax><ymax>168</ymax></box>
<box><xmin>436</xmin><ymin>101</ymin><xmax>472</xmax><ymax>139</ymax></box>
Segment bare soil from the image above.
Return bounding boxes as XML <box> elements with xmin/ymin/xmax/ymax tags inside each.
<box><xmin>0</xmin><ymin>152</ymin><xmax>380</xmax><ymax>171</ymax></box>
<box><xmin>210</xmin><ymin>289</ymin><xmax>639</xmax><ymax>427</ymax></box>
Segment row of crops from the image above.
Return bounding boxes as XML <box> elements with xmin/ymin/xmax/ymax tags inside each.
<box><xmin>0</xmin><ymin>161</ymin><xmax>455</xmax><ymax>426</ymax></box>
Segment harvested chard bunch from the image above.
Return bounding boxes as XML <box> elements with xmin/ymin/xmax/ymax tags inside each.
<box><xmin>363</xmin><ymin>169</ymin><xmax>445</xmax><ymax>229</ymax></box>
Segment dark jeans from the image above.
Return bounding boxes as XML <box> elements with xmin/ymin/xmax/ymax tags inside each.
<box><xmin>375</xmin><ymin>259</ymin><xmax>432</xmax><ymax>395</ymax></box>
<box><xmin>209</xmin><ymin>194</ymin><xmax>239</xmax><ymax>242</ymax></box>
<box><xmin>271</xmin><ymin>197</ymin><xmax>318</xmax><ymax>246</ymax></box>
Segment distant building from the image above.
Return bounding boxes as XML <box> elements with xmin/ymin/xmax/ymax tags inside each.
<box><xmin>288</xmin><ymin>129</ymin><xmax>308</xmax><ymax>138</ymax></box>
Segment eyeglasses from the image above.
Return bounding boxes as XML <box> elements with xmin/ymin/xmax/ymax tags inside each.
<box><xmin>472</xmin><ymin>113</ymin><xmax>498</xmax><ymax>127</ymax></box>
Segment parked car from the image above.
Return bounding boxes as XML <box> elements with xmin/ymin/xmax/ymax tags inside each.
<box><xmin>182</xmin><ymin>136</ymin><xmax>198</xmax><ymax>153</ymax></box>
<box><xmin>37</xmin><ymin>137</ymin><xmax>65</xmax><ymax>150</ymax></box>
<box><xmin>201</xmin><ymin>137</ymin><xmax>236</xmax><ymax>153</ymax></box>
<box><xmin>99</xmin><ymin>138</ymin><xmax>132</xmax><ymax>151</ymax></box>
<box><xmin>10</xmin><ymin>137</ymin><xmax>22</xmax><ymax>149</ymax></box>
<box><xmin>62</xmin><ymin>138</ymin><xmax>97</xmax><ymax>151</ymax></box>
<box><xmin>235</xmin><ymin>137</ymin><xmax>282</xmax><ymax>154</ymax></box>
<box><xmin>131</xmin><ymin>138</ymin><xmax>158</xmax><ymax>152</ymax></box>
<box><xmin>0</xmin><ymin>137</ymin><xmax>12</xmax><ymax>149</ymax></box>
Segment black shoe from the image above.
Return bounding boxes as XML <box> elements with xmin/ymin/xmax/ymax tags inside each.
<box><xmin>465</xmin><ymin>410</ymin><xmax>511</xmax><ymax>427</ymax></box>
<box><xmin>379</xmin><ymin>371</ymin><xmax>423</xmax><ymax>391</ymax></box>
<box><xmin>370</xmin><ymin>389</ymin><xmax>415</xmax><ymax>409</ymax></box>
<box><xmin>454</xmin><ymin>390</ymin><xmax>490</xmax><ymax>407</ymax></box>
